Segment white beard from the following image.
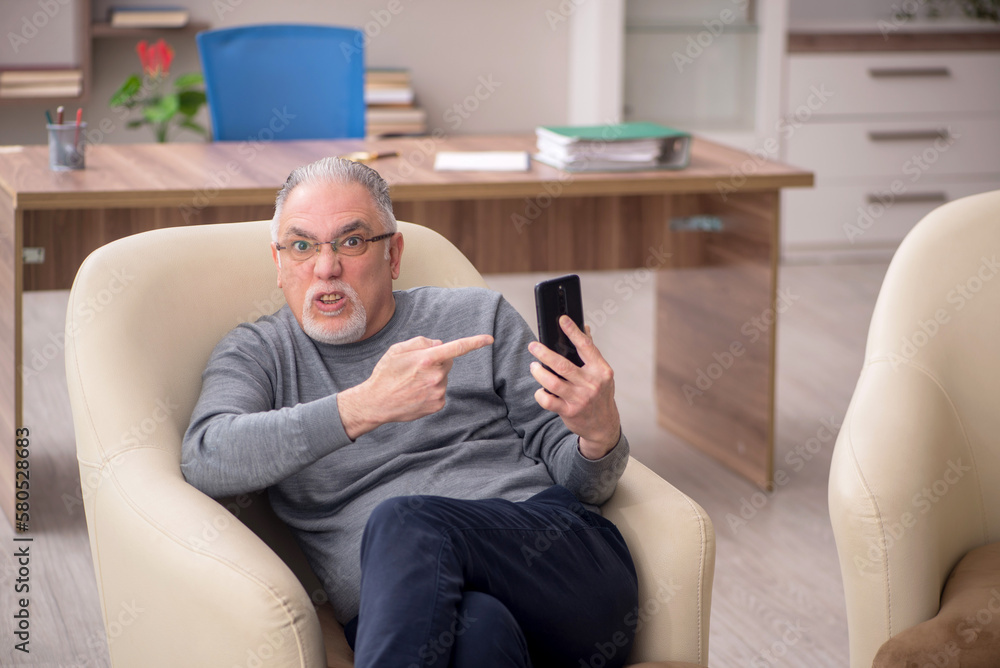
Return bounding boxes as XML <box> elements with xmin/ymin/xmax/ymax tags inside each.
<box><xmin>302</xmin><ymin>281</ymin><xmax>368</xmax><ymax>344</ymax></box>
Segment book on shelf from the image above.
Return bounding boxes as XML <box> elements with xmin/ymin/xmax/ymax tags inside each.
<box><xmin>107</xmin><ymin>6</ymin><xmax>190</xmax><ymax>28</ymax></box>
<box><xmin>0</xmin><ymin>82</ymin><xmax>82</xmax><ymax>98</ymax></box>
<box><xmin>0</xmin><ymin>69</ymin><xmax>82</xmax><ymax>98</ymax></box>
<box><xmin>533</xmin><ymin>121</ymin><xmax>692</xmax><ymax>172</ymax></box>
<box><xmin>365</xmin><ymin>86</ymin><xmax>415</xmax><ymax>106</ymax></box>
<box><xmin>365</xmin><ymin>67</ymin><xmax>426</xmax><ymax>137</ymax></box>
<box><xmin>366</xmin><ymin>107</ymin><xmax>426</xmax><ymax>125</ymax></box>
<box><xmin>0</xmin><ymin>69</ymin><xmax>82</xmax><ymax>86</ymax></box>
<box><xmin>366</xmin><ymin>68</ymin><xmax>411</xmax><ymax>86</ymax></box>
<box><xmin>365</xmin><ymin>67</ymin><xmax>415</xmax><ymax>105</ymax></box>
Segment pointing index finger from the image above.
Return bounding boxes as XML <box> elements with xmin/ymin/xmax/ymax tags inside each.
<box><xmin>427</xmin><ymin>334</ymin><xmax>494</xmax><ymax>362</ymax></box>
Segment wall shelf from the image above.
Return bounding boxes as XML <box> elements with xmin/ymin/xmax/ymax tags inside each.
<box><xmin>91</xmin><ymin>22</ymin><xmax>210</xmax><ymax>39</ymax></box>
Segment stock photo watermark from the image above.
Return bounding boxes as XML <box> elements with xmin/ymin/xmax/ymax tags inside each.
<box><xmin>179</xmin><ymin>107</ymin><xmax>298</xmax><ymax>223</ymax></box>
<box><xmin>726</xmin><ymin>416</ymin><xmax>841</xmax><ymax>534</ymax></box>
<box><xmin>884</xmin><ymin>254</ymin><xmax>998</xmax><ymax>371</ymax></box>
<box><xmin>672</xmin><ymin>0</ymin><xmax>751</xmax><ymax>73</ymax></box>
<box><xmin>586</xmin><ymin>248</ymin><xmax>672</xmax><ymax>326</ymax></box>
<box><xmin>20</xmin><ymin>268</ymin><xmax>136</xmax><ymax>382</ymax></box>
<box><xmin>388</xmin><ymin>73</ymin><xmax>503</xmax><ymax>180</ymax></box>
<box><xmin>578</xmin><ymin>576</ymin><xmax>681</xmax><ymax>668</ymax></box>
<box><xmin>512</xmin><ymin>121</ymin><xmax>626</xmax><ymax>234</ymax></box>
<box><xmin>750</xmin><ymin>619</ymin><xmax>808</xmax><ymax>668</ymax></box>
<box><xmin>6</xmin><ymin>0</ymin><xmax>71</xmax><ymax>54</ymax></box>
<box><xmin>843</xmin><ymin>128</ymin><xmax>960</xmax><ymax>244</ymax></box>
<box><xmin>682</xmin><ymin>287</ymin><xmax>800</xmax><ymax>406</ymax></box>
<box><xmin>853</xmin><ymin>458</ymin><xmax>972</xmax><ymax>574</ymax></box>
<box><xmin>545</xmin><ymin>0</ymin><xmax>588</xmax><ymax>30</ymax></box>
<box><xmin>716</xmin><ymin>83</ymin><xmax>834</xmax><ymax>202</ymax></box>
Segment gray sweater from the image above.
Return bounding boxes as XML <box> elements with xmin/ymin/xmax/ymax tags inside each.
<box><xmin>181</xmin><ymin>286</ymin><xmax>629</xmax><ymax>623</ymax></box>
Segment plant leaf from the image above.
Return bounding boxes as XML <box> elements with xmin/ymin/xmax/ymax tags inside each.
<box><xmin>126</xmin><ymin>120</ymin><xmax>145</xmax><ymax>129</ymax></box>
<box><xmin>178</xmin><ymin>119</ymin><xmax>208</xmax><ymax>136</ymax></box>
<box><xmin>143</xmin><ymin>94</ymin><xmax>180</xmax><ymax>123</ymax></box>
<box><xmin>173</xmin><ymin>72</ymin><xmax>204</xmax><ymax>89</ymax></box>
<box><xmin>177</xmin><ymin>90</ymin><xmax>207</xmax><ymax>116</ymax></box>
<box><xmin>109</xmin><ymin>75</ymin><xmax>143</xmax><ymax>107</ymax></box>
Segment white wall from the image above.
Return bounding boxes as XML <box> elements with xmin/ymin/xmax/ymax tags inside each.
<box><xmin>1</xmin><ymin>0</ymin><xmax>572</xmax><ymax>145</ymax></box>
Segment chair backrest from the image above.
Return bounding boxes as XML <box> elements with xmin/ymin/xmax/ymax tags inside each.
<box><xmin>858</xmin><ymin>188</ymin><xmax>1000</xmax><ymax>548</ymax></box>
<box><xmin>830</xmin><ymin>188</ymin><xmax>1000</xmax><ymax>666</ymax></box>
<box><xmin>196</xmin><ymin>24</ymin><xmax>366</xmax><ymax>141</ymax></box>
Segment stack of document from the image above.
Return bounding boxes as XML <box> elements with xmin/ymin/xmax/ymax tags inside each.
<box><xmin>433</xmin><ymin>151</ymin><xmax>530</xmax><ymax>172</ymax></box>
<box><xmin>533</xmin><ymin>122</ymin><xmax>691</xmax><ymax>172</ymax></box>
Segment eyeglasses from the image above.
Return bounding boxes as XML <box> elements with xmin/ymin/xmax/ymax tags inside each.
<box><xmin>275</xmin><ymin>232</ymin><xmax>394</xmax><ymax>262</ymax></box>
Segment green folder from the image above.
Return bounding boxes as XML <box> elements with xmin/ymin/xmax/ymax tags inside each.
<box><xmin>536</xmin><ymin>121</ymin><xmax>690</xmax><ymax>144</ymax></box>
<box><xmin>534</xmin><ymin>121</ymin><xmax>691</xmax><ymax>171</ymax></box>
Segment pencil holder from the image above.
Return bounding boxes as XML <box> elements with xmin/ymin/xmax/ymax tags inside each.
<box><xmin>47</xmin><ymin>122</ymin><xmax>87</xmax><ymax>170</ymax></box>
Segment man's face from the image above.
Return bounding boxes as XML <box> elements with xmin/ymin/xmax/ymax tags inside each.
<box><xmin>271</xmin><ymin>181</ymin><xmax>403</xmax><ymax>344</ymax></box>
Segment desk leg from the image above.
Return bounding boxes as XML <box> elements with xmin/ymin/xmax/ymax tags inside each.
<box><xmin>0</xmin><ymin>190</ymin><xmax>20</xmax><ymax>526</ymax></box>
<box><xmin>655</xmin><ymin>191</ymin><xmax>778</xmax><ymax>488</ymax></box>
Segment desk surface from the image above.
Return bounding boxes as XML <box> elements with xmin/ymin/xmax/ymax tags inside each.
<box><xmin>0</xmin><ymin>134</ymin><xmax>812</xmax><ymax>209</ymax></box>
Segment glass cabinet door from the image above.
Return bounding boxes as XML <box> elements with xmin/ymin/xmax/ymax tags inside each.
<box><xmin>624</xmin><ymin>0</ymin><xmax>759</xmax><ymax>132</ymax></box>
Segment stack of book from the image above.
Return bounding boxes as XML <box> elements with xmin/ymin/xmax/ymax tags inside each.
<box><xmin>533</xmin><ymin>121</ymin><xmax>692</xmax><ymax>172</ymax></box>
<box><xmin>107</xmin><ymin>6</ymin><xmax>190</xmax><ymax>28</ymax></box>
<box><xmin>0</xmin><ymin>69</ymin><xmax>82</xmax><ymax>99</ymax></box>
<box><xmin>365</xmin><ymin>68</ymin><xmax>426</xmax><ymax>137</ymax></box>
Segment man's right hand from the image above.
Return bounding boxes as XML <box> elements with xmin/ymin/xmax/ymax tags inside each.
<box><xmin>338</xmin><ymin>334</ymin><xmax>494</xmax><ymax>440</ymax></box>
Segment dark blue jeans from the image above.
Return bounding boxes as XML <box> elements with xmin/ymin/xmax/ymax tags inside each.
<box><xmin>344</xmin><ymin>485</ymin><xmax>639</xmax><ymax>668</ymax></box>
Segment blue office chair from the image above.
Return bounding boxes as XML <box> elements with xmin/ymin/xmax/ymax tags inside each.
<box><xmin>196</xmin><ymin>24</ymin><xmax>365</xmax><ymax>141</ymax></box>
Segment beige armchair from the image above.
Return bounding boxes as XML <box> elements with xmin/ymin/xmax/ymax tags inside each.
<box><xmin>66</xmin><ymin>219</ymin><xmax>715</xmax><ymax>667</ymax></box>
<box><xmin>828</xmin><ymin>189</ymin><xmax>1000</xmax><ymax>668</ymax></box>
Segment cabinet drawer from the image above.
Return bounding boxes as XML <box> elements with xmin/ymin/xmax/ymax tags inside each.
<box><xmin>785</xmin><ymin>117</ymin><xmax>1000</xmax><ymax>181</ymax></box>
<box><xmin>782</xmin><ymin>180</ymin><xmax>999</xmax><ymax>249</ymax></box>
<box><xmin>786</xmin><ymin>52</ymin><xmax>1000</xmax><ymax>116</ymax></box>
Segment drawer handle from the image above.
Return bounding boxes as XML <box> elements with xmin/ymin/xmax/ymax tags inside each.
<box><xmin>866</xmin><ymin>192</ymin><xmax>948</xmax><ymax>205</ymax></box>
<box><xmin>868</xmin><ymin>129</ymin><xmax>950</xmax><ymax>142</ymax></box>
<box><xmin>868</xmin><ymin>67</ymin><xmax>951</xmax><ymax>78</ymax></box>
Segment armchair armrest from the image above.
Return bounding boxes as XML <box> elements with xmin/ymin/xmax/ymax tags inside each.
<box><xmin>602</xmin><ymin>457</ymin><xmax>715</xmax><ymax>666</ymax></box>
<box><xmin>829</xmin><ymin>360</ymin><xmax>988</xmax><ymax>668</ymax></box>
<box><xmin>80</xmin><ymin>445</ymin><xmax>326</xmax><ymax>668</ymax></box>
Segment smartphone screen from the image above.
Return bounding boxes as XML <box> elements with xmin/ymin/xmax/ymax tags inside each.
<box><xmin>534</xmin><ymin>274</ymin><xmax>585</xmax><ymax>371</ymax></box>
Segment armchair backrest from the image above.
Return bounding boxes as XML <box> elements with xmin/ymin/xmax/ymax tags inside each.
<box><xmin>197</xmin><ymin>24</ymin><xmax>366</xmax><ymax>141</ymax></box>
<box><xmin>829</xmin><ymin>189</ymin><xmax>1000</xmax><ymax>667</ymax></box>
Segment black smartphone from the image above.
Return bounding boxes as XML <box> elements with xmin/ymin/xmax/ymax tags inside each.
<box><xmin>534</xmin><ymin>274</ymin><xmax>585</xmax><ymax>373</ymax></box>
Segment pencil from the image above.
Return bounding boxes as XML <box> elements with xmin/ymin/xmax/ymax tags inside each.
<box><xmin>74</xmin><ymin>108</ymin><xmax>83</xmax><ymax>147</ymax></box>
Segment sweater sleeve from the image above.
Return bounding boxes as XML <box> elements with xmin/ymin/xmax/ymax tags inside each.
<box><xmin>180</xmin><ymin>324</ymin><xmax>353</xmax><ymax>498</ymax></box>
<box><xmin>491</xmin><ymin>297</ymin><xmax>629</xmax><ymax>506</ymax></box>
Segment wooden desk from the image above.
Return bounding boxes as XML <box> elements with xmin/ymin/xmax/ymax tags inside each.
<box><xmin>0</xmin><ymin>134</ymin><xmax>812</xmax><ymax>524</ymax></box>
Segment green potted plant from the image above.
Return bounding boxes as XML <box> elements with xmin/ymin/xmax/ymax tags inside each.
<box><xmin>896</xmin><ymin>0</ymin><xmax>999</xmax><ymax>22</ymax></box>
<box><xmin>110</xmin><ymin>39</ymin><xmax>208</xmax><ymax>143</ymax></box>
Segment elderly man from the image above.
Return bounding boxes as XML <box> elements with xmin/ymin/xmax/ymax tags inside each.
<box><xmin>181</xmin><ymin>157</ymin><xmax>638</xmax><ymax>668</ymax></box>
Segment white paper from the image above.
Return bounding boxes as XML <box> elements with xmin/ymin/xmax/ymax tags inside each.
<box><xmin>433</xmin><ymin>151</ymin><xmax>530</xmax><ymax>172</ymax></box>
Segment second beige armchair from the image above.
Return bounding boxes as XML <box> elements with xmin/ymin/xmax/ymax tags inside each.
<box><xmin>829</xmin><ymin>190</ymin><xmax>1000</xmax><ymax>667</ymax></box>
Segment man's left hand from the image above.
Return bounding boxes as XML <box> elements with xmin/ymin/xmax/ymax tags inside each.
<box><xmin>529</xmin><ymin>316</ymin><xmax>621</xmax><ymax>460</ymax></box>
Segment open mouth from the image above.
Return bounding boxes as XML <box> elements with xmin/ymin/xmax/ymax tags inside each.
<box><xmin>315</xmin><ymin>292</ymin><xmax>348</xmax><ymax>313</ymax></box>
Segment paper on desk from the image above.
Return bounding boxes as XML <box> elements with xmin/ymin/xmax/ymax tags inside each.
<box><xmin>433</xmin><ymin>151</ymin><xmax>530</xmax><ymax>172</ymax></box>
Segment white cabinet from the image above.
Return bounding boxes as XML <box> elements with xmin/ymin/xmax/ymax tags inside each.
<box><xmin>781</xmin><ymin>50</ymin><xmax>1000</xmax><ymax>259</ymax></box>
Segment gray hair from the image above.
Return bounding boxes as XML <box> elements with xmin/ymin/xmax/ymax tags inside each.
<box><xmin>271</xmin><ymin>157</ymin><xmax>397</xmax><ymax>242</ymax></box>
